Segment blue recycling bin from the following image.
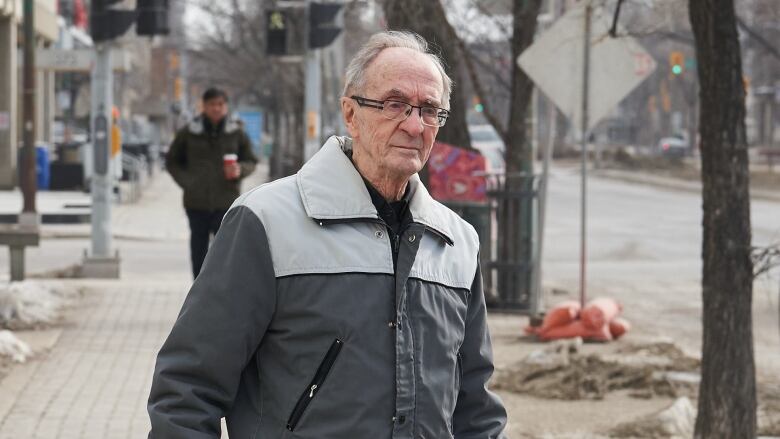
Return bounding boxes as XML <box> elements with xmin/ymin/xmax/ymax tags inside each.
<box><xmin>36</xmin><ymin>144</ymin><xmax>50</xmax><ymax>190</ymax></box>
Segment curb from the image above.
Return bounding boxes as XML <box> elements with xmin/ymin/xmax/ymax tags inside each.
<box><xmin>594</xmin><ymin>169</ymin><xmax>780</xmax><ymax>203</ymax></box>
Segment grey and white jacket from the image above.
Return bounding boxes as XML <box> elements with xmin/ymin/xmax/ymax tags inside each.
<box><xmin>148</xmin><ymin>136</ymin><xmax>508</xmax><ymax>439</ymax></box>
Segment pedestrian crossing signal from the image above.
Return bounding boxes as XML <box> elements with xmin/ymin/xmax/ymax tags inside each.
<box><xmin>267</xmin><ymin>11</ymin><xmax>288</xmax><ymax>56</ymax></box>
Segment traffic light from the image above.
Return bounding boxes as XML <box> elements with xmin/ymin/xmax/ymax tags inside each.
<box><xmin>266</xmin><ymin>10</ymin><xmax>288</xmax><ymax>56</ymax></box>
<box><xmin>669</xmin><ymin>51</ymin><xmax>684</xmax><ymax>76</ymax></box>
<box><xmin>90</xmin><ymin>0</ymin><xmax>136</xmax><ymax>42</ymax></box>
<box><xmin>309</xmin><ymin>2</ymin><xmax>343</xmax><ymax>49</ymax></box>
<box><xmin>472</xmin><ymin>96</ymin><xmax>483</xmax><ymax>112</ymax></box>
<box><xmin>136</xmin><ymin>0</ymin><xmax>169</xmax><ymax>37</ymax></box>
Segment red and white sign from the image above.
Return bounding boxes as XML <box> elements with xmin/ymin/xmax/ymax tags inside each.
<box><xmin>427</xmin><ymin>142</ymin><xmax>487</xmax><ymax>203</ymax></box>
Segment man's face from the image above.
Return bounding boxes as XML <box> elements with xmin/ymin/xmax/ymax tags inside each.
<box><xmin>203</xmin><ymin>97</ymin><xmax>228</xmax><ymax>124</ymax></box>
<box><xmin>342</xmin><ymin>47</ymin><xmax>444</xmax><ymax>181</ymax></box>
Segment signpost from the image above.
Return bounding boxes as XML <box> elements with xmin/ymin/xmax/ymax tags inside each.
<box><xmin>517</xmin><ymin>0</ymin><xmax>657</xmax><ymax>307</ymax></box>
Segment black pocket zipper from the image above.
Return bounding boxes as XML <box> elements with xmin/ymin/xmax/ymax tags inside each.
<box><xmin>286</xmin><ymin>338</ymin><xmax>344</xmax><ymax>431</ymax></box>
<box><xmin>455</xmin><ymin>352</ymin><xmax>463</xmax><ymax>391</ymax></box>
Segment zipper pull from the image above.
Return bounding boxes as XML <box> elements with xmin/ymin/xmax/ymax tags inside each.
<box><xmin>309</xmin><ymin>384</ymin><xmax>318</xmax><ymax>398</ymax></box>
<box><xmin>393</xmin><ymin>234</ymin><xmax>400</xmax><ymax>253</ymax></box>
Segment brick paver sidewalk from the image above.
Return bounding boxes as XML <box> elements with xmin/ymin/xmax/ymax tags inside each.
<box><xmin>0</xmin><ymin>282</ymin><xmax>187</xmax><ymax>439</ymax></box>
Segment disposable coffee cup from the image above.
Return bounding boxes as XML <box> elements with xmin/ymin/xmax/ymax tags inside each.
<box><xmin>223</xmin><ymin>154</ymin><xmax>238</xmax><ymax>179</ymax></box>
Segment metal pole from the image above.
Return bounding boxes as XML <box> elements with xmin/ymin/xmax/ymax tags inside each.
<box><xmin>21</xmin><ymin>0</ymin><xmax>37</xmax><ymax>219</ymax></box>
<box><xmin>532</xmin><ymin>103</ymin><xmax>554</xmax><ymax>316</ymax></box>
<box><xmin>579</xmin><ymin>3</ymin><xmax>591</xmax><ymax>309</ymax></box>
<box><xmin>304</xmin><ymin>49</ymin><xmax>322</xmax><ymax>161</ymax></box>
<box><xmin>90</xmin><ymin>43</ymin><xmax>113</xmax><ymax>259</ymax></box>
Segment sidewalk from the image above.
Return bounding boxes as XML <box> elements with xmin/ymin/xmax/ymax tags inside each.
<box><xmin>0</xmin><ymin>280</ymin><xmax>188</xmax><ymax>439</ymax></box>
<box><xmin>0</xmin><ymin>163</ymin><xmax>269</xmax><ymax>438</ymax></box>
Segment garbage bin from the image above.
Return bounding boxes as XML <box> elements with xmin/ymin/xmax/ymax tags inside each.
<box><xmin>36</xmin><ymin>144</ymin><xmax>50</xmax><ymax>190</ymax></box>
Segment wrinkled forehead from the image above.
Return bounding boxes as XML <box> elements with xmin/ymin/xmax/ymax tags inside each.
<box><xmin>363</xmin><ymin>48</ymin><xmax>444</xmax><ymax>107</ymax></box>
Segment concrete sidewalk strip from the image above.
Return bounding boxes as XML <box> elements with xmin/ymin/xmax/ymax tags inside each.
<box><xmin>0</xmin><ymin>282</ymin><xmax>188</xmax><ymax>439</ymax></box>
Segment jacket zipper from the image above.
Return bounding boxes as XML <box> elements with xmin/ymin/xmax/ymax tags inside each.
<box><xmin>456</xmin><ymin>352</ymin><xmax>463</xmax><ymax>390</ymax></box>
<box><xmin>286</xmin><ymin>338</ymin><xmax>344</xmax><ymax>431</ymax></box>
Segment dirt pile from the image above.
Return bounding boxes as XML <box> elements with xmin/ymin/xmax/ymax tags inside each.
<box><xmin>759</xmin><ymin>383</ymin><xmax>780</xmax><ymax>436</ymax></box>
<box><xmin>493</xmin><ymin>340</ymin><xmax>701</xmax><ymax>400</ymax></box>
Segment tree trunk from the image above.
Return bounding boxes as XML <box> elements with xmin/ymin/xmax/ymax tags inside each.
<box><xmin>495</xmin><ymin>0</ymin><xmax>543</xmax><ymax>306</ymax></box>
<box><xmin>689</xmin><ymin>1</ymin><xmax>756</xmax><ymax>437</ymax></box>
<box><xmin>381</xmin><ymin>0</ymin><xmax>471</xmax><ymax>150</ymax></box>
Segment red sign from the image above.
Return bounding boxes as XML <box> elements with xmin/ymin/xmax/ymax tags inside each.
<box><xmin>427</xmin><ymin>142</ymin><xmax>487</xmax><ymax>203</ymax></box>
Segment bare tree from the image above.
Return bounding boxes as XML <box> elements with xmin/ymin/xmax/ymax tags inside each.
<box><xmin>381</xmin><ymin>0</ymin><xmax>472</xmax><ymax>150</ymax></box>
<box><xmin>187</xmin><ymin>0</ymin><xmax>307</xmax><ymax>177</ymax></box>
<box><xmin>689</xmin><ymin>0</ymin><xmax>757</xmax><ymax>436</ymax></box>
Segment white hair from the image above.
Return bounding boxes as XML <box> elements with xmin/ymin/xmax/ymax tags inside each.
<box><xmin>343</xmin><ymin>31</ymin><xmax>453</xmax><ymax>109</ymax></box>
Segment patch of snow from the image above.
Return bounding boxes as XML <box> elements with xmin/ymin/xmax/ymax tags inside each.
<box><xmin>0</xmin><ymin>281</ymin><xmax>79</xmax><ymax>330</ymax></box>
<box><xmin>0</xmin><ymin>330</ymin><xmax>32</xmax><ymax>363</ymax></box>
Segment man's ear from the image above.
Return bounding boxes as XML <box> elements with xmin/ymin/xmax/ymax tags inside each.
<box><xmin>341</xmin><ymin>97</ymin><xmax>360</xmax><ymax>139</ymax></box>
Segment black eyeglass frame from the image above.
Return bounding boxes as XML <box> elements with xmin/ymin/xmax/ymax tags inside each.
<box><xmin>350</xmin><ymin>95</ymin><xmax>450</xmax><ymax>127</ymax></box>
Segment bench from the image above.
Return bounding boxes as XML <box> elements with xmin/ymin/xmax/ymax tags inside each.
<box><xmin>0</xmin><ymin>224</ymin><xmax>40</xmax><ymax>281</ymax></box>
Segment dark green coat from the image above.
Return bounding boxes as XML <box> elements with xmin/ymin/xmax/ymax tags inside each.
<box><xmin>166</xmin><ymin>115</ymin><xmax>258</xmax><ymax>211</ymax></box>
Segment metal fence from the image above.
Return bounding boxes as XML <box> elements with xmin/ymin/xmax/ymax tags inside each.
<box><xmin>447</xmin><ymin>172</ymin><xmax>543</xmax><ymax>315</ymax></box>
<box><xmin>485</xmin><ymin>173</ymin><xmax>541</xmax><ymax>314</ymax></box>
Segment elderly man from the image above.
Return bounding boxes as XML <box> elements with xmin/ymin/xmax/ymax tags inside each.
<box><xmin>148</xmin><ymin>31</ymin><xmax>507</xmax><ymax>439</ymax></box>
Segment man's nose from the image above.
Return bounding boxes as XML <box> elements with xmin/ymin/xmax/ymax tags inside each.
<box><xmin>399</xmin><ymin>108</ymin><xmax>425</xmax><ymax>137</ymax></box>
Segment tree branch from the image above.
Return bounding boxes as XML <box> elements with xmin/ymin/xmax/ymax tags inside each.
<box><xmin>736</xmin><ymin>16</ymin><xmax>780</xmax><ymax>62</ymax></box>
<box><xmin>609</xmin><ymin>0</ymin><xmax>626</xmax><ymax>38</ymax></box>
<box><xmin>437</xmin><ymin>8</ymin><xmax>507</xmax><ymax>136</ymax></box>
<box><xmin>752</xmin><ymin>243</ymin><xmax>780</xmax><ymax>279</ymax></box>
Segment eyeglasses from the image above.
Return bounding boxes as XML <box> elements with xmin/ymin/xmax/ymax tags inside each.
<box><xmin>350</xmin><ymin>96</ymin><xmax>450</xmax><ymax>127</ymax></box>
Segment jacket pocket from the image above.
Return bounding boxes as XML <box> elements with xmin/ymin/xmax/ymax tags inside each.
<box><xmin>286</xmin><ymin>338</ymin><xmax>344</xmax><ymax>432</ymax></box>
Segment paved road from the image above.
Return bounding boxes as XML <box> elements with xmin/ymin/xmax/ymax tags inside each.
<box><xmin>541</xmin><ymin>167</ymin><xmax>780</xmax><ymax>377</ymax></box>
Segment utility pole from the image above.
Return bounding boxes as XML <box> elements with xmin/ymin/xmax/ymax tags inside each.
<box><xmin>303</xmin><ymin>50</ymin><xmax>322</xmax><ymax>161</ymax></box>
<box><xmin>579</xmin><ymin>3</ymin><xmax>592</xmax><ymax>308</ymax></box>
<box><xmin>304</xmin><ymin>2</ymin><xmax>343</xmax><ymax>162</ymax></box>
<box><xmin>81</xmin><ymin>0</ymin><xmax>169</xmax><ymax>277</ymax></box>
<box><xmin>20</xmin><ymin>0</ymin><xmax>37</xmax><ymax>225</ymax></box>
<box><xmin>82</xmin><ymin>42</ymin><xmax>120</xmax><ymax>277</ymax></box>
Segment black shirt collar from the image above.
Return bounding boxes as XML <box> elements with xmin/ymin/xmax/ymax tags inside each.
<box><xmin>362</xmin><ymin>178</ymin><xmax>412</xmax><ymax>234</ymax></box>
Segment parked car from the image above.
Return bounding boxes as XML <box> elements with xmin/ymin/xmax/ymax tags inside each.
<box><xmin>468</xmin><ymin>124</ymin><xmax>505</xmax><ymax>172</ymax></box>
<box><xmin>53</xmin><ymin>121</ymin><xmax>89</xmax><ymax>145</ymax></box>
<box><xmin>656</xmin><ymin>135</ymin><xmax>690</xmax><ymax>158</ymax></box>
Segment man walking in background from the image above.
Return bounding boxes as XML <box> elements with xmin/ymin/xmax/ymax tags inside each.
<box><xmin>165</xmin><ymin>87</ymin><xmax>257</xmax><ymax>278</ymax></box>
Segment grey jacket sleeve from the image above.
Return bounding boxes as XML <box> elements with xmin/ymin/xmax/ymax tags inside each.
<box><xmin>453</xmin><ymin>262</ymin><xmax>508</xmax><ymax>439</ymax></box>
<box><xmin>148</xmin><ymin>206</ymin><xmax>276</xmax><ymax>438</ymax></box>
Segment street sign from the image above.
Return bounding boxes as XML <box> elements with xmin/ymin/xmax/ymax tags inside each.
<box><xmin>237</xmin><ymin>110</ymin><xmax>264</xmax><ymax>157</ymax></box>
<box><xmin>517</xmin><ymin>1</ymin><xmax>656</xmax><ymax>133</ymax></box>
<box><xmin>34</xmin><ymin>48</ymin><xmax>130</xmax><ymax>72</ymax></box>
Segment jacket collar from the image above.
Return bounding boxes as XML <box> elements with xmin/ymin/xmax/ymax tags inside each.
<box><xmin>187</xmin><ymin>114</ymin><xmax>241</xmax><ymax>135</ymax></box>
<box><xmin>296</xmin><ymin>136</ymin><xmax>455</xmax><ymax>245</ymax></box>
